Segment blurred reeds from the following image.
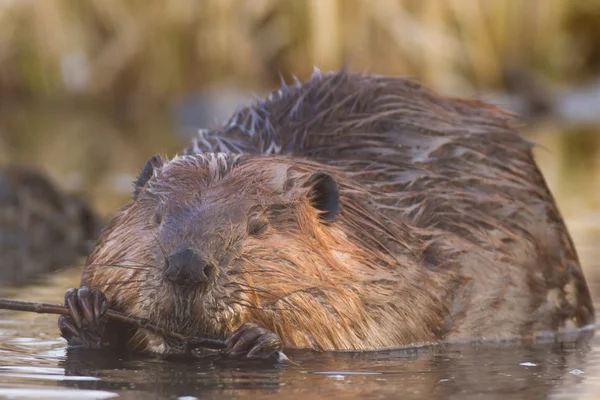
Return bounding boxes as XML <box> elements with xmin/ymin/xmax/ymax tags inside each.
<box><xmin>1</xmin><ymin>0</ymin><xmax>600</xmax><ymax>219</ymax></box>
<box><xmin>1</xmin><ymin>0</ymin><xmax>599</xmax><ymax>105</ymax></box>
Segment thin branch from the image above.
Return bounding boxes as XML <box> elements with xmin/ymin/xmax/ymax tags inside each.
<box><xmin>0</xmin><ymin>298</ymin><xmax>226</xmax><ymax>350</ymax></box>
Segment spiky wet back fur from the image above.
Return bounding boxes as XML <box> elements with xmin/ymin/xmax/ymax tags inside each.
<box><xmin>84</xmin><ymin>69</ymin><xmax>594</xmax><ymax>353</ymax></box>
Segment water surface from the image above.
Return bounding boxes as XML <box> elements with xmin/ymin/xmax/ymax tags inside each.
<box><xmin>0</xmin><ymin>265</ymin><xmax>598</xmax><ymax>400</ymax></box>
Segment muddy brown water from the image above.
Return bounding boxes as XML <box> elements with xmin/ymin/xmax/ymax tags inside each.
<box><xmin>0</xmin><ymin>112</ymin><xmax>599</xmax><ymax>399</ymax></box>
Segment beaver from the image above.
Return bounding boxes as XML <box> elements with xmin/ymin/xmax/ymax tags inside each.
<box><xmin>0</xmin><ymin>164</ymin><xmax>100</xmax><ymax>286</ymax></box>
<box><xmin>58</xmin><ymin>69</ymin><xmax>595</xmax><ymax>360</ymax></box>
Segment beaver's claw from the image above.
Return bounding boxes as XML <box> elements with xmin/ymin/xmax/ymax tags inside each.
<box><xmin>225</xmin><ymin>323</ymin><xmax>288</xmax><ymax>362</ymax></box>
<box><xmin>58</xmin><ymin>286</ymin><xmax>108</xmax><ymax>348</ymax></box>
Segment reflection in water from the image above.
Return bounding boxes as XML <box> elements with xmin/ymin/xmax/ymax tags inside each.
<box><xmin>0</xmin><ymin>319</ymin><xmax>597</xmax><ymax>400</ymax></box>
<box><xmin>0</xmin><ymin>109</ymin><xmax>598</xmax><ymax>399</ymax></box>
<box><xmin>60</xmin><ymin>341</ymin><xmax>591</xmax><ymax>400</ymax></box>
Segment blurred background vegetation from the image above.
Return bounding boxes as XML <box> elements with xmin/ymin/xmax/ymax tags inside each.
<box><xmin>0</xmin><ymin>0</ymin><xmax>598</xmax><ymax>240</ymax></box>
<box><xmin>2</xmin><ymin>0</ymin><xmax>600</xmax><ymax>100</ymax></box>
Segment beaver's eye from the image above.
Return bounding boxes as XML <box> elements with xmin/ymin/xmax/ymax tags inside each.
<box><xmin>152</xmin><ymin>212</ymin><xmax>163</xmax><ymax>226</ymax></box>
<box><xmin>247</xmin><ymin>216</ymin><xmax>268</xmax><ymax>236</ymax></box>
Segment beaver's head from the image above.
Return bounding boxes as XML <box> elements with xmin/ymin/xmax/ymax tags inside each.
<box><xmin>85</xmin><ymin>153</ymin><xmax>350</xmax><ymax>349</ymax></box>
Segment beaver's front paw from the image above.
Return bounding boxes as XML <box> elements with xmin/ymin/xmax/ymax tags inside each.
<box><xmin>58</xmin><ymin>286</ymin><xmax>108</xmax><ymax>348</ymax></box>
<box><xmin>225</xmin><ymin>323</ymin><xmax>288</xmax><ymax>362</ymax></box>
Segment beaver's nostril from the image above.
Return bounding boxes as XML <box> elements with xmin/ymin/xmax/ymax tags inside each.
<box><xmin>201</xmin><ymin>265</ymin><xmax>215</xmax><ymax>281</ymax></box>
<box><xmin>164</xmin><ymin>248</ymin><xmax>212</xmax><ymax>287</ymax></box>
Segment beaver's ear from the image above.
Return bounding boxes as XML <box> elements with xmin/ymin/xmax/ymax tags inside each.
<box><xmin>304</xmin><ymin>172</ymin><xmax>341</xmax><ymax>222</ymax></box>
<box><xmin>133</xmin><ymin>154</ymin><xmax>164</xmax><ymax>200</ymax></box>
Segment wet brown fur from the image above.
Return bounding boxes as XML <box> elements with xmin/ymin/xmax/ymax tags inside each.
<box><xmin>83</xmin><ymin>69</ymin><xmax>594</xmax><ymax>353</ymax></box>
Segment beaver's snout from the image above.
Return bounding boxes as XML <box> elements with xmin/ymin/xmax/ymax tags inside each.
<box><xmin>164</xmin><ymin>248</ymin><xmax>215</xmax><ymax>288</ymax></box>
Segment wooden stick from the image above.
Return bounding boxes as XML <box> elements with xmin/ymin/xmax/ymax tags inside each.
<box><xmin>0</xmin><ymin>298</ymin><xmax>226</xmax><ymax>350</ymax></box>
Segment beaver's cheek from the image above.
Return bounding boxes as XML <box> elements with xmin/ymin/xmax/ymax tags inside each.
<box><xmin>152</xmin><ymin>289</ymin><xmax>176</xmax><ymax>316</ymax></box>
<box><xmin>218</xmin><ymin>253</ymin><xmax>236</xmax><ymax>272</ymax></box>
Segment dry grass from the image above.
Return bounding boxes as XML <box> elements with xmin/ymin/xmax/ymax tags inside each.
<box><xmin>0</xmin><ymin>0</ymin><xmax>598</xmax><ymax>103</ymax></box>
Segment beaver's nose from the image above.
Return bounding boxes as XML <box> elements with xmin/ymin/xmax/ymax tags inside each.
<box><xmin>164</xmin><ymin>249</ymin><xmax>214</xmax><ymax>288</ymax></box>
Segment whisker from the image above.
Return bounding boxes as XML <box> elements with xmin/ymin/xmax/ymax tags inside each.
<box><xmin>84</xmin><ymin>263</ymin><xmax>151</xmax><ymax>272</ymax></box>
<box><xmin>226</xmin><ymin>268</ymin><xmax>291</xmax><ymax>279</ymax></box>
<box><xmin>267</xmin><ymin>286</ymin><xmax>326</xmax><ymax>305</ymax></box>
<box><xmin>233</xmin><ymin>257</ymin><xmax>293</xmax><ymax>275</ymax></box>
<box><xmin>117</xmin><ymin>258</ymin><xmax>160</xmax><ymax>269</ymax></box>
<box><xmin>227</xmin><ymin>298</ymin><xmax>292</xmax><ymax>312</ymax></box>
<box><xmin>225</xmin><ymin>267</ymin><xmax>272</xmax><ymax>276</ymax></box>
<box><xmin>229</xmin><ymin>291</ymin><xmax>298</xmax><ymax>313</ymax></box>
<box><xmin>105</xmin><ymin>285</ymin><xmax>153</xmax><ymax>294</ymax></box>
<box><xmin>88</xmin><ymin>279</ymin><xmax>148</xmax><ymax>288</ymax></box>
<box><xmin>151</xmin><ymin>231</ymin><xmax>168</xmax><ymax>259</ymax></box>
<box><xmin>224</xmin><ymin>282</ymin><xmax>297</xmax><ymax>308</ymax></box>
